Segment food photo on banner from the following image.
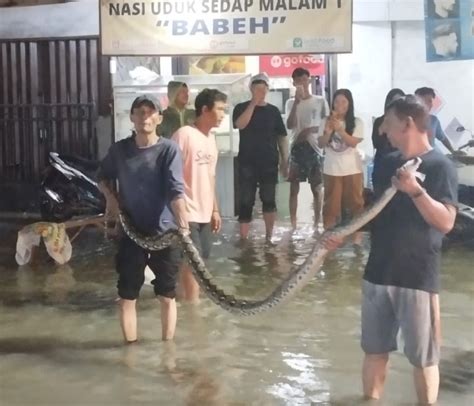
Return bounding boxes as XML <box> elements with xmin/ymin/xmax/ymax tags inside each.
<box><xmin>424</xmin><ymin>0</ymin><xmax>474</xmax><ymax>61</ymax></box>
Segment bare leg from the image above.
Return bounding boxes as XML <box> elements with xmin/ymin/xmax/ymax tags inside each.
<box><xmin>362</xmin><ymin>353</ymin><xmax>389</xmax><ymax>400</ymax></box>
<box><xmin>414</xmin><ymin>365</ymin><xmax>439</xmax><ymax>405</ymax></box>
<box><xmin>159</xmin><ymin>296</ymin><xmax>177</xmax><ymax>341</ymax></box>
<box><xmin>119</xmin><ymin>298</ymin><xmax>138</xmax><ymax>343</ymax></box>
<box><xmin>179</xmin><ymin>264</ymin><xmax>200</xmax><ymax>304</ymax></box>
<box><xmin>311</xmin><ymin>183</ymin><xmax>323</xmax><ymax>231</ymax></box>
<box><xmin>289</xmin><ymin>181</ymin><xmax>300</xmax><ymax>230</ymax></box>
<box><xmin>239</xmin><ymin>222</ymin><xmax>250</xmax><ymax>240</ymax></box>
<box><xmin>263</xmin><ymin>212</ymin><xmax>276</xmax><ymax>240</ymax></box>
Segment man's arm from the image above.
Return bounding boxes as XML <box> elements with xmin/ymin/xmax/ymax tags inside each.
<box><xmin>277</xmin><ymin>136</ymin><xmax>289</xmax><ymax>177</ymax></box>
<box><xmin>98</xmin><ymin>179</ymin><xmax>120</xmax><ymax>219</ymax></box>
<box><xmin>441</xmin><ymin>137</ymin><xmax>456</xmax><ymax>154</ymax></box>
<box><xmin>165</xmin><ymin>144</ymin><xmax>188</xmax><ymax>231</ymax></box>
<box><xmin>286</xmin><ymin>98</ymin><xmax>298</xmax><ymax>129</ymax></box>
<box><xmin>211</xmin><ymin>175</ymin><xmax>221</xmax><ymax>233</ymax></box>
<box><xmin>433</xmin><ymin>117</ymin><xmax>455</xmax><ymax>154</ymax></box>
<box><xmin>234</xmin><ymin>101</ymin><xmax>256</xmax><ymax>130</ymax></box>
<box><xmin>97</xmin><ymin>148</ymin><xmax>119</xmax><ymax>219</ymax></box>
<box><xmin>392</xmin><ymin>168</ymin><xmax>457</xmax><ymax>234</ymax></box>
<box><xmin>410</xmin><ymin>193</ymin><xmax>456</xmax><ymax>234</ymax></box>
<box><xmin>170</xmin><ymin>196</ymin><xmax>188</xmax><ymax>231</ymax></box>
<box><xmin>294</xmin><ymin>126</ymin><xmax>319</xmax><ymax>144</ymax></box>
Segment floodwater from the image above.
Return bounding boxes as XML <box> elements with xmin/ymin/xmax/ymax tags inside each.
<box><xmin>0</xmin><ymin>185</ymin><xmax>473</xmax><ymax>406</ymax></box>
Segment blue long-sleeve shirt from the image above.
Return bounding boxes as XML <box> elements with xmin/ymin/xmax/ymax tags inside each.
<box><xmin>429</xmin><ymin>115</ymin><xmax>447</xmax><ymax>147</ymax></box>
<box><xmin>98</xmin><ymin>135</ymin><xmax>184</xmax><ymax>234</ymax></box>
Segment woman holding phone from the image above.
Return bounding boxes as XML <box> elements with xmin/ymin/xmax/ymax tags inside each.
<box><xmin>318</xmin><ymin>89</ymin><xmax>365</xmax><ymax>245</ymax></box>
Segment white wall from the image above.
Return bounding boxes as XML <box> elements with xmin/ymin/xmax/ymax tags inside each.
<box><xmin>338</xmin><ymin>10</ymin><xmax>474</xmax><ymax>159</ymax></box>
<box><xmin>353</xmin><ymin>0</ymin><xmax>424</xmax><ymax>22</ymax></box>
<box><xmin>393</xmin><ymin>21</ymin><xmax>474</xmax><ymax>147</ymax></box>
<box><xmin>337</xmin><ymin>22</ymin><xmax>393</xmax><ymax>159</ymax></box>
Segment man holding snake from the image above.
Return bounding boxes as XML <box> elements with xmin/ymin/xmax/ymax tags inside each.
<box><xmin>325</xmin><ymin>95</ymin><xmax>458</xmax><ymax>405</ymax></box>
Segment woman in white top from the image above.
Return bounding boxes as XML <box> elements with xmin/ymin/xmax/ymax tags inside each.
<box><xmin>318</xmin><ymin>89</ymin><xmax>364</xmax><ymax>244</ymax></box>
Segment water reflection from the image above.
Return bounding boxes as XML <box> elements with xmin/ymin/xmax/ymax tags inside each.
<box><xmin>0</xmin><ymin>220</ymin><xmax>473</xmax><ymax>405</ymax></box>
<box><xmin>123</xmin><ymin>341</ymin><xmax>235</xmax><ymax>406</ymax></box>
<box><xmin>268</xmin><ymin>351</ymin><xmax>331</xmax><ymax>404</ymax></box>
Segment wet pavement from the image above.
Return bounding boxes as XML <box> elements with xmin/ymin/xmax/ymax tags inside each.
<box><xmin>0</xmin><ymin>183</ymin><xmax>473</xmax><ymax>405</ymax></box>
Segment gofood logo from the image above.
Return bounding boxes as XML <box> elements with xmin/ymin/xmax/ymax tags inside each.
<box><xmin>270</xmin><ymin>55</ymin><xmax>323</xmax><ymax>68</ymax></box>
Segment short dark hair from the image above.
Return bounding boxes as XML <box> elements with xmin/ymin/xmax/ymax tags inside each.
<box><xmin>195</xmin><ymin>88</ymin><xmax>227</xmax><ymax>117</ymax></box>
<box><xmin>167</xmin><ymin>81</ymin><xmax>187</xmax><ymax>94</ymax></box>
<box><xmin>386</xmin><ymin>94</ymin><xmax>429</xmax><ymax>132</ymax></box>
<box><xmin>414</xmin><ymin>87</ymin><xmax>436</xmax><ymax>98</ymax></box>
<box><xmin>292</xmin><ymin>67</ymin><xmax>310</xmax><ymax>79</ymax></box>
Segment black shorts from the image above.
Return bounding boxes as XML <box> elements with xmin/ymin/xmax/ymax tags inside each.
<box><xmin>115</xmin><ymin>236</ymin><xmax>181</xmax><ymax>300</ymax></box>
<box><xmin>189</xmin><ymin>222</ymin><xmax>212</xmax><ymax>259</ymax></box>
<box><xmin>238</xmin><ymin>163</ymin><xmax>278</xmax><ymax>223</ymax></box>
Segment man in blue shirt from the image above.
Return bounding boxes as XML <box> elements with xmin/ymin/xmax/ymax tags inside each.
<box><xmin>415</xmin><ymin>87</ymin><xmax>455</xmax><ymax>154</ymax></box>
<box><xmin>98</xmin><ymin>95</ymin><xmax>188</xmax><ymax>343</ymax></box>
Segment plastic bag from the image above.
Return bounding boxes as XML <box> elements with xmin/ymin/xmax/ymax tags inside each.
<box><xmin>15</xmin><ymin>222</ymin><xmax>72</xmax><ymax>265</ymax></box>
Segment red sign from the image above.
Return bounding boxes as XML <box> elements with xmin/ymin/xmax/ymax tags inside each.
<box><xmin>259</xmin><ymin>54</ymin><xmax>325</xmax><ymax>77</ymax></box>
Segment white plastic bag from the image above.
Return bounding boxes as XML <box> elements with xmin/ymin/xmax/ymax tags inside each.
<box><xmin>15</xmin><ymin>222</ymin><xmax>72</xmax><ymax>265</ymax></box>
<box><xmin>15</xmin><ymin>229</ymin><xmax>41</xmax><ymax>266</ymax></box>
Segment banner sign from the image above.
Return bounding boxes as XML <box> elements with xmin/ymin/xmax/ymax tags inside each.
<box><xmin>424</xmin><ymin>0</ymin><xmax>474</xmax><ymax>62</ymax></box>
<box><xmin>100</xmin><ymin>0</ymin><xmax>352</xmax><ymax>55</ymax></box>
<box><xmin>260</xmin><ymin>54</ymin><xmax>325</xmax><ymax>76</ymax></box>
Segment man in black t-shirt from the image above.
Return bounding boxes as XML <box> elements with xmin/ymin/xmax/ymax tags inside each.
<box><xmin>233</xmin><ymin>73</ymin><xmax>288</xmax><ymax>241</ymax></box>
<box><xmin>324</xmin><ymin>95</ymin><xmax>457</xmax><ymax>405</ymax></box>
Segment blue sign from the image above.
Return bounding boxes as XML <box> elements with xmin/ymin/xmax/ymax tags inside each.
<box><xmin>425</xmin><ymin>0</ymin><xmax>474</xmax><ymax>62</ymax></box>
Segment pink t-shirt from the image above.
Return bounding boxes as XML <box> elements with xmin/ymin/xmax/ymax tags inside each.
<box><xmin>172</xmin><ymin>125</ymin><xmax>218</xmax><ymax>223</ymax></box>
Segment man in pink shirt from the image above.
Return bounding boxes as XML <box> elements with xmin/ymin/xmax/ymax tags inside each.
<box><xmin>172</xmin><ymin>88</ymin><xmax>227</xmax><ymax>302</ymax></box>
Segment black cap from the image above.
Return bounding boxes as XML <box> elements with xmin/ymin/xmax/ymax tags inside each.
<box><xmin>130</xmin><ymin>95</ymin><xmax>161</xmax><ymax>113</ymax></box>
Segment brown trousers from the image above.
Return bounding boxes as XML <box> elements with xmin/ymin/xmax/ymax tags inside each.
<box><xmin>323</xmin><ymin>173</ymin><xmax>364</xmax><ymax>229</ymax></box>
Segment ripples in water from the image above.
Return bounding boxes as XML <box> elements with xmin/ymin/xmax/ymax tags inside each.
<box><xmin>0</xmin><ymin>220</ymin><xmax>473</xmax><ymax>405</ymax></box>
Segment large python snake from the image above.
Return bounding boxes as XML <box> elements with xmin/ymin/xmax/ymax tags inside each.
<box><xmin>120</xmin><ymin>158</ymin><xmax>422</xmax><ymax>316</ymax></box>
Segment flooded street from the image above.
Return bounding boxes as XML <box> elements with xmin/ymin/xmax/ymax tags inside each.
<box><xmin>0</xmin><ymin>185</ymin><xmax>473</xmax><ymax>405</ymax></box>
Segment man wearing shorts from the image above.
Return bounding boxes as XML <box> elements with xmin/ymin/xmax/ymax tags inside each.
<box><xmin>285</xmin><ymin>68</ymin><xmax>329</xmax><ymax>230</ymax></box>
<box><xmin>172</xmin><ymin>89</ymin><xmax>226</xmax><ymax>302</ymax></box>
<box><xmin>324</xmin><ymin>95</ymin><xmax>457</xmax><ymax>404</ymax></box>
<box><xmin>98</xmin><ymin>95</ymin><xmax>188</xmax><ymax>343</ymax></box>
<box><xmin>233</xmin><ymin>73</ymin><xmax>288</xmax><ymax>241</ymax></box>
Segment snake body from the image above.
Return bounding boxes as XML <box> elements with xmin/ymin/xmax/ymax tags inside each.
<box><xmin>120</xmin><ymin>158</ymin><xmax>422</xmax><ymax>316</ymax></box>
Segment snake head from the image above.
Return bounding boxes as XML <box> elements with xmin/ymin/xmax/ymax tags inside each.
<box><xmin>400</xmin><ymin>157</ymin><xmax>425</xmax><ymax>181</ymax></box>
<box><xmin>402</xmin><ymin>157</ymin><xmax>422</xmax><ymax>172</ymax></box>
